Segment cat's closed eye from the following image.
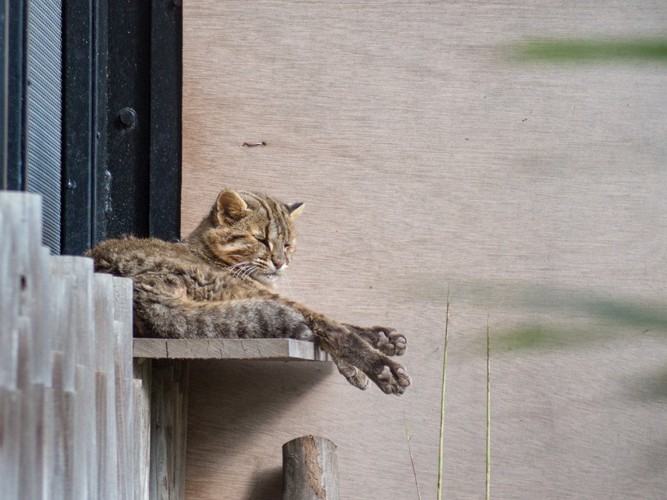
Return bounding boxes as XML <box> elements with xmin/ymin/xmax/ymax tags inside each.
<box><xmin>253</xmin><ymin>233</ymin><xmax>268</xmax><ymax>245</ymax></box>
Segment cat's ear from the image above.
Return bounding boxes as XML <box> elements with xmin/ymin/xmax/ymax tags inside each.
<box><xmin>215</xmin><ymin>189</ymin><xmax>251</xmax><ymax>224</ymax></box>
<box><xmin>287</xmin><ymin>202</ymin><xmax>304</xmax><ymax>220</ymax></box>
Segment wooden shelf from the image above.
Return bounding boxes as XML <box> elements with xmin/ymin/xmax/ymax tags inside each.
<box><xmin>133</xmin><ymin>338</ymin><xmax>330</xmax><ymax>361</ymax></box>
<box><xmin>132</xmin><ymin>337</ymin><xmax>330</xmax><ymax>497</ymax></box>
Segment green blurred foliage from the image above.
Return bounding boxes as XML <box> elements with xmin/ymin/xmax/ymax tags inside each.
<box><xmin>513</xmin><ymin>38</ymin><xmax>667</xmax><ymax>62</ymax></box>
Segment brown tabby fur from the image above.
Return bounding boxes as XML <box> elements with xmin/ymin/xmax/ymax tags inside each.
<box><xmin>87</xmin><ymin>189</ymin><xmax>410</xmax><ymax>394</ymax></box>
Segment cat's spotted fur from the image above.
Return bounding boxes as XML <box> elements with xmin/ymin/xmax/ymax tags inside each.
<box><xmin>88</xmin><ymin>189</ymin><xmax>410</xmax><ymax>394</ymax></box>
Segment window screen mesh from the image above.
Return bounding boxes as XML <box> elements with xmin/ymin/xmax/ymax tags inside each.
<box><xmin>26</xmin><ymin>0</ymin><xmax>62</xmax><ymax>255</ymax></box>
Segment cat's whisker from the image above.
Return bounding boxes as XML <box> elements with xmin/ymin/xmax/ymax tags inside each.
<box><xmin>227</xmin><ymin>261</ymin><xmax>256</xmax><ymax>280</ymax></box>
<box><xmin>240</xmin><ymin>264</ymin><xmax>259</xmax><ymax>280</ymax></box>
<box><xmin>226</xmin><ymin>262</ymin><xmax>243</xmax><ymax>275</ymax></box>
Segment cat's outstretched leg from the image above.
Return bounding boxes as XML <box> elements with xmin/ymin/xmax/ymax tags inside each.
<box><xmin>332</xmin><ymin>358</ymin><xmax>370</xmax><ymax>390</ymax></box>
<box><xmin>293</xmin><ymin>311</ymin><xmax>411</xmax><ymax>395</ymax></box>
<box><xmin>341</xmin><ymin>338</ymin><xmax>410</xmax><ymax>395</ymax></box>
<box><xmin>343</xmin><ymin>324</ymin><xmax>407</xmax><ymax>356</ymax></box>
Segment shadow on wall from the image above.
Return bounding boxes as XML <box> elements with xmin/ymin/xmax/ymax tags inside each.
<box><xmin>631</xmin><ymin>367</ymin><xmax>667</xmax><ymax>403</ymax></box>
<box><xmin>248</xmin><ymin>467</ymin><xmax>283</xmax><ymax>500</ymax></box>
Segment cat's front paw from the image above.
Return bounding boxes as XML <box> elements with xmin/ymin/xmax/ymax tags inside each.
<box><xmin>374</xmin><ymin>327</ymin><xmax>407</xmax><ymax>356</ymax></box>
<box><xmin>372</xmin><ymin>360</ymin><xmax>411</xmax><ymax>395</ymax></box>
<box><xmin>345</xmin><ymin>324</ymin><xmax>407</xmax><ymax>356</ymax></box>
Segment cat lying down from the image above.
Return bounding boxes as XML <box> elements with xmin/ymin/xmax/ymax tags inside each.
<box><xmin>87</xmin><ymin>189</ymin><xmax>410</xmax><ymax>395</ymax></box>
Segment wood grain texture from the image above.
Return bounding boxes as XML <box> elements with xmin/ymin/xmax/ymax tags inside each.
<box><xmin>183</xmin><ymin>1</ymin><xmax>667</xmax><ymax>498</ymax></box>
<box><xmin>132</xmin><ymin>368</ymin><xmax>152</xmax><ymax>500</ymax></box>
<box><xmin>149</xmin><ymin>361</ymin><xmax>189</xmax><ymax>500</ymax></box>
<box><xmin>283</xmin><ymin>436</ymin><xmax>340</xmax><ymax>500</ymax></box>
<box><xmin>0</xmin><ymin>193</ymin><xmax>143</xmax><ymax>500</ymax></box>
<box><xmin>94</xmin><ymin>273</ymin><xmax>119</xmax><ymax>499</ymax></box>
<box><xmin>114</xmin><ymin>278</ymin><xmax>135</xmax><ymax>500</ymax></box>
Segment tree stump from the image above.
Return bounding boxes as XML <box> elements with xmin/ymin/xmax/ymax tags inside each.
<box><xmin>282</xmin><ymin>435</ymin><xmax>339</xmax><ymax>500</ymax></box>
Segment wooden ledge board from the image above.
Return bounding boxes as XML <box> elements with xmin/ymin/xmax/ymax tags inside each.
<box><xmin>133</xmin><ymin>338</ymin><xmax>330</xmax><ymax>361</ymax></box>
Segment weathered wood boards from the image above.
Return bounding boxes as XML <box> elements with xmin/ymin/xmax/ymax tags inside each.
<box><xmin>148</xmin><ymin>361</ymin><xmax>189</xmax><ymax>500</ymax></box>
<box><xmin>0</xmin><ymin>192</ymin><xmax>138</xmax><ymax>500</ymax></box>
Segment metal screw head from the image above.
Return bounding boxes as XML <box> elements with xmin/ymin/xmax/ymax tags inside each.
<box><xmin>118</xmin><ymin>107</ymin><xmax>138</xmax><ymax>128</ymax></box>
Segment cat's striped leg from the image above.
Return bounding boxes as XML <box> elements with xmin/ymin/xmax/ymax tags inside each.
<box><xmin>260</xmin><ymin>296</ymin><xmax>411</xmax><ymax>394</ymax></box>
<box><xmin>132</xmin><ymin>274</ymin><xmax>316</xmax><ymax>340</ymax></box>
<box><xmin>332</xmin><ymin>358</ymin><xmax>370</xmax><ymax>390</ymax></box>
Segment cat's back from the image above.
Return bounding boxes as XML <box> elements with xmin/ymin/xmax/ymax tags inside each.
<box><xmin>87</xmin><ymin>237</ymin><xmax>203</xmax><ymax>277</ymax></box>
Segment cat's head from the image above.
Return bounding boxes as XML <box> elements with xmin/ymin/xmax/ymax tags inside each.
<box><xmin>189</xmin><ymin>189</ymin><xmax>304</xmax><ymax>286</ymax></box>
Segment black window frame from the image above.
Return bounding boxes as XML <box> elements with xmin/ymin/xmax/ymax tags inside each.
<box><xmin>2</xmin><ymin>0</ymin><xmax>182</xmax><ymax>255</ymax></box>
<box><xmin>2</xmin><ymin>0</ymin><xmax>28</xmax><ymax>192</ymax></box>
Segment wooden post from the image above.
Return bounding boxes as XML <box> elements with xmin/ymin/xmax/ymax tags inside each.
<box><xmin>149</xmin><ymin>360</ymin><xmax>189</xmax><ymax>500</ymax></box>
<box><xmin>282</xmin><ymin>436</ymin><xmax>340</xmax><ymax>500</ymax></box>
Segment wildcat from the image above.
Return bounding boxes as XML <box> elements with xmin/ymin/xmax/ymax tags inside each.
<box><xmin>87</xmin><ymin>189</ymin><xmax>410</xmax><ymax>395</ymax></box>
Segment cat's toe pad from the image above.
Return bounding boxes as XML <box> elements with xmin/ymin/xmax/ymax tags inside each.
<box><xmin>375</xmin><ymin>364</ymin><xmax>411</xmax><ymax>395</ymax></box>
<box><xmin>376</xmin><ymin>329</ymin><xmax>407</xmax><ymax>356</ymax></box>
<box><xmin>377</xmin><ymin>365</ymin><xmax>392</xmax><ymax>381</ymax></box>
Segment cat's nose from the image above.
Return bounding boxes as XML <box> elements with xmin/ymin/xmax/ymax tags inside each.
<box><xmin>272</xmin><ymin>258</ymin><xmax>287</xmax><ymax>271</ymax></box>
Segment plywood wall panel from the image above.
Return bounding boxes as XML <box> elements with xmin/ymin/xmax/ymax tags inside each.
<box><xmin>183</xmin><ymin>1</ymin><xmax>667</xmax><ymax>498</ymax></box>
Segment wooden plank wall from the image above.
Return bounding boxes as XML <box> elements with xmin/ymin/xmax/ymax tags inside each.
<box><xmin>183</xmin><ymin>1</ymin><xmax>667</xmax><ymax>499</ymax></box>
<box><xmin>0</xmin><ymin>192</ymin><xmax>147</xmax><ymax>499</ymax></box>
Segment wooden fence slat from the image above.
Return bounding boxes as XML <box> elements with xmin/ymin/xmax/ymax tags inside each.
<box><xmin>95</xmin><ymin>372</ymin><xmax>111</xmax><ymax>500</ymax></box>
<box><xmin>2</xmin><ymin>193</ymin><xmax>42</xmax><ymax>312</ymax></box>
<box><xmin>0</xmin><ymin>201</ymin><xmax>17</xmax><ymax>389</ymax></box>
<box><xmin>49</xmin><ymin>257</ymin><xmax>78</xmax><ymax>392</ymax></box>
<box><xmin>94</xmin><ymin>273</ymin><xmax>119</xmax><ymax>500</ymax></box>
<box><xmin>30</xmin><ymin>244</ymin><xmax>52</xmax><ymax>386</ymax></box>
<box><xmin>48</xmin><ymin>352</ymin><xmax>75</xmax><ymax>499</ymax></box>
<box><xmin>114</xmin><ymin>277</ymin><xmax>134</xmax><ymax>499</ymax></box>
<box><xmin>72</xmin><ymin>365</ymin><xmax>88</xmax><ymax>499</ymax></box>
<box><xmin>3</xmin><ymin>195</ymin><xmax>35</xmax><ymax>500</ymax></box>
<box><xmin>43</xmin><ymin>378</ymin><xmax>65</xmax><ymax>499</ymax></box>
<box><xmin>0</xmin><ymin>193</ymin><xmax>37</xmax><ymax>392</ymax></box>
<box><xmin>17</xmin><ymin>316</ymin><xmax>42</xmax><ymax>500</ymax></box>
<box><xmin>74</xmin><ymin>258</ymin><xmax>98</xmax><ymax>500</ymax></box>
<box><xmin>94</xmin><ymin>274</ymin><xmax>117</xmax><ymax>376</ymax></box>
<box><xmin>0</xmin><ymin>387</ymin><xmax>21</xmax><ymax>499</ymax></box>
